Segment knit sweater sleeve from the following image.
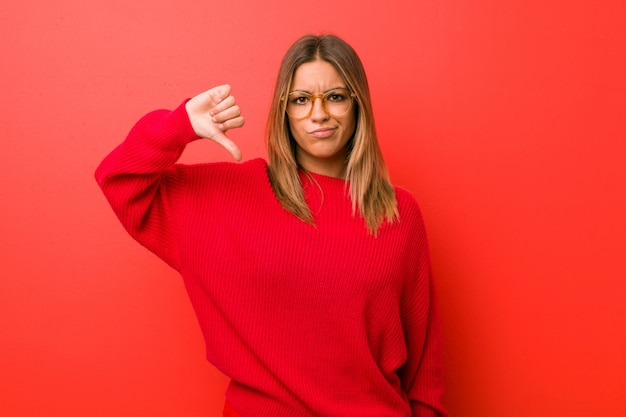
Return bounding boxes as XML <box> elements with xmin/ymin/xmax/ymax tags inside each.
<box><xmin>406</xmin><ymin>277</ymin><xmax>448</xmax><ymax>417</ymax></box>
<box><xmin>396</xmin><ymin>190</ymin><xmax>448</xmax><ymax>417</ymax></box>
<box><xmin>94</xmin><ymin>101</ymin><xmax>198</xmax><ymax>271</ymax></box>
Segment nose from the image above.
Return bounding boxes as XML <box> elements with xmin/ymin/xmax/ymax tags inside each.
<box><xmin>310</xmin><ymin>97</ymin><xmax>329</xmax><ymax>121</ymax></box>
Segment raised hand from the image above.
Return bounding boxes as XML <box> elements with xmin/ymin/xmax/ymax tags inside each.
<box><xmin>185</xmin><ymin>84</ymin><xmax>245</xmax><ymax>161</ymax></box>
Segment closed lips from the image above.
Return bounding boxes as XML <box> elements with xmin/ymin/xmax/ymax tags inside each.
<box><xmin>309</xmin><ymin>128</ymin><xmax>336</xmax><ymax>137</ymax></box>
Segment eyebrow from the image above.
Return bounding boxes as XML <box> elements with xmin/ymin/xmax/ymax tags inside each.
<box><xmin>288</xmin><ymin>87</ymin><xmax>347</xmax><ymax>94</ymax></box>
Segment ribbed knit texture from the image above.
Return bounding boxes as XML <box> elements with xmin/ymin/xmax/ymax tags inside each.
<box><xmin>95</xmin><ymin>102</ymin><xmax>448</xmax><ymax>417</ymax></box>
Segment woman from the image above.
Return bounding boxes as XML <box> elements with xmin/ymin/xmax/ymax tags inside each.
<box><xmin>96</xmin><ymin>34</ymin><xmax>447</xmax><ymax>417</ymax></box>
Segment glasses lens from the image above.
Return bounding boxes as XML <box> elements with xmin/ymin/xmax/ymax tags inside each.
<box><xmin>286</xmin><ymin>88</ymin><xmax>353</xmax><ymax>118</ymax></box>
<box><xmin>323</xmin><ymin>89</ymin><xmax>352</xmax><ymax>117</ymax></box>
<box><xmin>286</xmin><ymin>93</ymin><xmax>313</xmax><ymax>118</ymax></box>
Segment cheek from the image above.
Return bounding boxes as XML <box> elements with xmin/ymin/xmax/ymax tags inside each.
<box><xmin>288</xmin><ymin>120</ymin><xmax>305</xmax><ymax>143</ymax></box>
<box><xmin>343</xmin><ymin>115</ymin><xmax>357</xmax><ymax>140</ymax></box>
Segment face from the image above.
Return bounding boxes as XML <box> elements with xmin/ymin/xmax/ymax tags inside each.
<box><xmin>287</xmin><ymin>60</ymin><xmax>356</xmax><ymax>178</ymax></box>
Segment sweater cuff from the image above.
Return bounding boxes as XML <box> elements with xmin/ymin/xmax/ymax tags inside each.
<box><xmin>159</xmin><ymin>99</ymin><xmax>201</xmax><ymax>149</ymax></box>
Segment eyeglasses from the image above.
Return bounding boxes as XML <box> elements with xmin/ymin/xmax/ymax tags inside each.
<box><xmin>285</xmin><ymin>87</ymin><xmax>356</xmax><ymax>119</ymax></box>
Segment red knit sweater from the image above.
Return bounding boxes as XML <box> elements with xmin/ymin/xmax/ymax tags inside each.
<box><xmin>95</xmin><ymin>102</ymin><xmax>447</xmax><ymax>417</ymax></box>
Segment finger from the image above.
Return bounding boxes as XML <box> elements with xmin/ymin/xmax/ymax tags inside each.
<box><xmin>208</xmin><ymin>84</ymin><xmax>232</xmax><ymax>106</ymax></box>
<box><xmin>211</xmin><ymin>104</ymin><xmax>241</xmax><ymax>124</ymax></box>
<box><xmin>210</xmin><ymin>95</ymin><xmax>236</xmax><ymax>116</ymax></box>
<box><xmin>219</xmin><ymin>115</ymin><xmax>245</xmax><ymax>132</ymax></box>
<box><xmin>210</xmin><ymin>132</ymin><xmax>242</xmax><ymax>161</ymax></box>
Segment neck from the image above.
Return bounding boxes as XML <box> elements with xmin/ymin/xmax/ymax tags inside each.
<box><xmin>296</xmin><ymin>152</ymin><xmax>347</xmax><ymax>179</ymax></box>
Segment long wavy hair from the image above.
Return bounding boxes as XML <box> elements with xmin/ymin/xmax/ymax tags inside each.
<box><xmin>266</xmin><ymin>34</ymin><xmax>398</xmax><ymax>235</ymax></box>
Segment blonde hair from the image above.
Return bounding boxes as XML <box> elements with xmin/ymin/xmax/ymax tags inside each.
<box><xmin>266</xmin><ymin>34</ymin><xmax>398</xmax><ymax>235</ymax></box>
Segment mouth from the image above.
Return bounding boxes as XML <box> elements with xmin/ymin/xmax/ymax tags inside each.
<box><xmin>308</xmin><ymin>127</ymin><xmax>336</xmax><ymax>139</ymax></box>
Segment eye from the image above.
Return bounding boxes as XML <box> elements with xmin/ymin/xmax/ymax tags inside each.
<box><xmin>325</xmin><ymin>90</ymin><xmax>349</xmax><ymax>102</ymax></box>
<box><xmin>289</xmin><ymin>95</ymin><xmax>311</xmax><ymax>106</ymax></box>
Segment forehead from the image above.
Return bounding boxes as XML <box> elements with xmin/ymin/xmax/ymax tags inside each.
<box><xmin>291</xmin><ymin>60</ymin><xmax>346</xmax><ymax>91</ymax></box>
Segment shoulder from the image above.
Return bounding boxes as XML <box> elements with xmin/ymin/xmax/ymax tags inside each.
<box><xmin>394</xmin><ymin>186</ymin><xmax>424</xmax><ymax>222</ymax></box>
<box><xmin>180</xmin><ymin>158</ymin><xmax>268</xmax><ymax>181</ymax></box>
<box><xmin>174</xmin><ymin>158</ymin><xmax>270</xmax><ymax>196</ymax></box>
<box><xmin>385</xmin><ymin>186</ymin><xmax>428</xmax><ymax>242</ymax></box>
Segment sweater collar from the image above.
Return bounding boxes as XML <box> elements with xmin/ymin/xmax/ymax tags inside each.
<box><xmin>299</xmin><ymin>169</ymin><xmax>349</xmax><ymax>194</ymax></box>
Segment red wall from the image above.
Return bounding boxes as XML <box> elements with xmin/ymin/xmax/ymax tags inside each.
<box><xmin>1</xmin><ymin>1</ymin><xmax>625</xmax><ymax>416</ymax></box>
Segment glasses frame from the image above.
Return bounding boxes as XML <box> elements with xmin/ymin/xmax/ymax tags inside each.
<box><xmin>284</xmin><ymin>87</ymin><xmax>356</xmax><ymax>120</ymax></box>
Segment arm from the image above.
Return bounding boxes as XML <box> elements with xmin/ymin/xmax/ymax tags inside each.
<box><xmin>397</xmin><ymin>204</ymin><xmax>448</xmax><ymax>417</ymax></box>
<box><xmin>402</xmin><ymin>276</ymin><xmax>448</xmax><ymax>417</ymax></box>
<box><xmin>95</xmin><ymin>85</ymin><xmax>244</xmax><ymax>269</ymax></box>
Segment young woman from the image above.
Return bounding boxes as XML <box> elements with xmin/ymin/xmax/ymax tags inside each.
<box><xmin>96</xmin><ymin>34</ymin><xmax>447</xmax><ymax>417</ymax></box>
